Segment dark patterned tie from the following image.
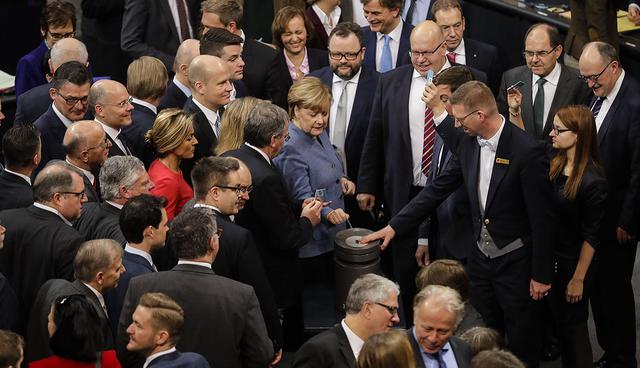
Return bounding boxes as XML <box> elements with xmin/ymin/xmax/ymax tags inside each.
<box><xmin>176</xmin><ymin>0</ymin><xmax>191</xmax><ymax>42</ymax></box>
<box><xmin>590</xmin><ymin>96</ymin><xmax>605</xmax><ymax>118</ymax></box>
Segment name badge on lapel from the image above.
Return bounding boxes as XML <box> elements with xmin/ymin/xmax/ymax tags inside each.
<box><xmin>495</xmin><ymin>157</ymin><xmax>510</xmax><ymax>165</ymax></box>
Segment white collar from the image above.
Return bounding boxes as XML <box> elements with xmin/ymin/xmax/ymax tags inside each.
<box><xmin>239</xmin><ymin>29</ymin><xmax>246</xmax><ymax>44</ymax></box>
<box><xmin>65</xmin><ymin>158</ymin><xmax>94</xmax><ymax>185</ymax></box>
<box><xmin>341</xmin><ymin>319</ymin><xmax>364</xmax><ymax>359</ymax></box>
<box><xmin>172</xmin><ymin>75</ymin><xmax>192</xmax><ymax>98</ymax></box>
<box><xmin>105</xmin><ymin>200</ymin><xmax>124</xmax><ymax>210</ymax></box>
<box><xmin>33</xmin><ymin>202</ymin><xmax>73</xmax><ymax>226</ymax></box>
<box><xmin>606</xmin><ymin>69</ymin><xmax>625</xmax><ymax>102</ymax></box>
<box><xmin>533</xmin><ymin>61</ymin><xmax>561</xmax><ymax>86</ymax></box>
<box><xmin>193</xmin><ymin>203</ymin><xmax>221</xmax><ymax>213</ymax></box>
<box><xmin>312</xmin><ymin>3</ymin><xmax>341</xmax><ymax>27</ymax></box>
<box><xmin>477</xmin><ymin>115</ymin><xmax>506</xmax><ymax>151</ymax></box>
<box><xmin>82</xmin><ymin>281</ymin><xmax>105</xmax><ymax>307</ymax></box>
<box><xmin>244</xmin><ymin>142</ymin><xmax>271</xmax><ymax>164</ymax></box>
<box><xmin>95</xmin><ymin>119</ymin><xmax>122</xmax><ymax>141</ymax></box>
<box><xmin>332</xmin><ymin>69</ymin><xmax>362</xmax><ymax>84</ymax></box>
<box><xmin>177</xmin><ymin>259</ymin><xmax>212</xmax><ymax>269</ymax></box>
<box><xmin>377</xmin><ymin>19</ymin><xmax>403</xmax><ymax>42</ymax></box>
<box><xmin>3</xmin><ymin>168</ymin><xmax>31</xmax><ymax>185</ymax></box>
<box><xmin>51</xmin><ymin>103</ymin><xmax>74</xmax><ymax>128</ymax></box>
<box><xmin>413</xmin><ymin>60</ymin><xmax>450</xmax><ymax>79</ymax></box>
<box><xmin>452</xmin><ymin>38</ymin><xmax>465</xmax><ymax>56</ymax></box>
<box><xmin>125</xmin><ymin>243</ymin><xmax>154</xmax><ymax>268</ymax></box>
<box><xmin>143</xmin><ymin>347</ymin><xmax>177</xmax><ymax>368</ymax></box>
<box><xmin>131</xmin><ymin>97</ymin><xmax>158</xmax><ymax>115</ymax></box>
<box><xmin>191</xmin><ymin>97</ymin><xmax>220</xmax><ymax>125</ymax></box>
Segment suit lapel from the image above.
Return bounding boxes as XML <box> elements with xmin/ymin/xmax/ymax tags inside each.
<box><xmin>520</xmin><ymin>70</ymin><xmax>535</xmax><ymax>135</ymax></box>
<box><xmin>160</xmin><ymin>0</ymin><xmax>180</xmax><ymax>43</ymax></box>
<box><xmin>336</xmin><ymin>324</ymin><xmax>356</xmax><ymax>367</ymax></box>
<box><xmin>364</xmin><ymin>30</ymin><xmax>377</xmax><ymax>70</ymax></box>
<box><xmin>545</xmin><ymin>64</ymin><xmax>569</xmax><ymax>136</ymax></box>
<box><xmin>346</xmin><ymin>68</ymin><xmax>372</xmax><ymax>141</ymax></box>
<box><xmin>598</xmin><ymin>77</ymin><xmax>627</xmax><ymax>144</ymax></box>
<box><xmin>399</xmin><ymin>68</ymin><xmax>414</xmax><ymax>161</ymax></box>
<box><xmin>463</xmin><ymin>38</ymin><xmax>478</xmax><ymax>68</ymax></box>
<box><xmin>466</xmin><ymin>142</ymin><xmax>481</xmax><ymax>213</ymax></box>
<box><xmin>485</xmin><ymin>123</ymin><xmax>512</xmax><ymax>213</ymax></box>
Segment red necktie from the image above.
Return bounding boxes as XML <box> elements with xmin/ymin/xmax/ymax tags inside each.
<box><xmin>447</xmin><ymin>52</ymin><xmax>456</xmax><ymax>65</ymax></box>
<box><xmin>176</xmin><ymin>0</ymin><xmax>191</xmax><ymax>42</ymax></box>
<box><xmin>422</xmin><ymin>107</ymin><xmax>436</xmax><ymax>176</ymax></box>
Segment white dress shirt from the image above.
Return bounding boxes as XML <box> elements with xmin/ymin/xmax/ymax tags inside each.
<box><xmin>402</xmin><ymin>0</ymin><xmax>432</xmax><ymax>26</ymax></box>
<box><xmin>131</xmin><ymin>97</ymin><xmax>158</xmax><ymax>115</ymax></box>
<box><xmin>82</xmin><ymin>281</ymin><xmax>107</xmax><ymax>316</ymax></box>
<box><xmin>144</xmin><ymin>347</ymin><xmax>177</xmax><ymax>368</ymax></box>
<box><xmin>52</xmin><ymin>103</ymin><xmax>74</xmax><ymax>128</ymax></box>
<box><xmin>595</xmin><ymin>70</ymin><xmax>625</xmax><ymax>132</ymax></box>
<box><xmin>329</xmin><ymin>70</ymin><xmax>361</xmax><ymax>143</ymax></box>
<box><xmin>450</xmin><ymin>38</ymin><xmax>467</xmax><ymax>65</ymax></box>
<box><xmin>3</xmin><ymin>169</ymin><xmax>31</xmax><ymax>185</ymax></box>
<box><xmin>173</xmin><ymin>75</ymin><xmax>192</xmax><ymax>98</ymax></box>
<box><xmin>312</xmin><ymin>4</ymin><xmax>342</xmax><ymax>36</ymax></box>
<box><xmin>167</xmin><ymin>0</ymin><xmax>193</xmax><ymax>42</ymax></box>
<box><xmin>191</xmin><ymin>97</ymin><xmax>221</xmax><ymax>138</ymax></box>
<box><xmin>375</xmin><ymin>20</ymin><xmax>404</xmax><ymax>72</ymax></box>
<box><xmin>531</xmin><ymin>62</ymin><xmax>561</xmax><ymax>126</ymax></box>
<box><xmin>33</xmin><ymin>202</ymin><xmax>72</xmax><ymax>226</ymax></box>
<box><xmin>477</xmin><ymin>117</ymin><xmax>505</xmax><ymax>212</ymax></box>
<box><xmin>341</xmin><ymin>319</ymin><xmax>364</xmax><ymax>359</ymax></box>
<box><xmin>96</xmin><ymin>120</ymin><xmax>128</xmax><ymax>154</ymax></box>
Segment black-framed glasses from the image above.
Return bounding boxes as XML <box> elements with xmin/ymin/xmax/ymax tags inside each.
<box><xmin>56</xmin><ymin>90</ymin><xmax>89</xmax><ymax>106</ymax></box>
<box><xmin>453</xmin><ymin>109</ymin><xmax>479</xmax><ymax>125</ymax></box>
<box><xmin>85</xmin><ymin>137</ymin><xmax>110</xmax><ymax>152</ymax></box>
<box><xmin>522</xmin><ymin>44</ymin><xmax>559</xmax><ymax>59</ymax></box>
<box><xmin>100</xmin><ymin>96</ymin><xmax>134</xmax><ymax>109</ymax></box>
<box><xmin>551</xmin><ymin>126</ymin><xmax>572</xmax><ymax>135</ymax></box>
<box><xmin>373</xmin><ymin>301</ymin><xmax>399</xmax><ymax>315</ymax></box>
<box><xmin>49</xmin><ymin>31</ymin><xmax>75</xmax><ymax>41</ymax></box>
<box><xmin>409</xmin><ymin>40</ymin><xmax>445</xmax><ymax>59</ymax></box>
<box><xmin>328</xmin><ymin>49</ymin><xmax>363</xmax><ymax>61</ymax></box>
<box><xmin>579</xmin><ymin>60</ymin><xmax>614</xmax><ymax>83</ymax></box>
<box><xmin>59</xmin><ymin>190</ymin><xmax>87</xmax><ymax>199</ymax></box>
<box><xmin>214</xmin><ymin>185</ymin><xmax>253</xmax><ymax>196</ymax></box>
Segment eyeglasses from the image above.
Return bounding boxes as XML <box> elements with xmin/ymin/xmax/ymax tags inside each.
<box><xmin>328</xmin><ymin>49</ymin><xmax>362</xmax><ymax>61</ymax></box>
<box><xmin>56</xmin><ymin>90</ymin><xmax>88</xmax><ymax>106</ymax></box>
<box><xmin>522</xmin><ymin>45</ymin><xmax>559</xmax><ymax>59</ymax></box>
<box><xmin>551</xmin><ymin>126</ymin><xmax>572</xmax><ymax>135</ymax></box>
<box><xmin>85</xmin><ymin>137</ymin><xmax>110</xmax><ymax>152</ymax></box>
<box><xmin>215</xmin><ymin>228</ymin><xmax>223</xmax><ymax>237</ymax></box>
<box><xmin>409</xmin><ymin>40</ymin><xmax>445</xmax><ymax>59</ymax></box>
<box><xmin>49</xmin><ymin>31</ymin><xmax>75</xmax><ymax>41</ymax></box>
<box><xmin>100</xmin><ymin>96</ymin><xmax>134</xmax><ymax>109</ymax></box>
<box><xmin>453</xmin><ymin>109</ymin><xmax>479</xmax><ymax>125</ymax></box>
<box><xmin>214</xmin><ymin>185</ymin><xmax>253</xmax><ymax>196</ymax></box>
<box><xmin>373</xmin><ymin>302</ymin><xmax>399</xmax><ymax>315</ymax></box>
<box><xmin>59</xmin><ymin>190</ymin><xmax>87</xmax><ymax>199</ymax></box>
<box><xmin>579</xmin><ymin>60</ymin><xmax>614</xmax><ymax>83</ymax></box>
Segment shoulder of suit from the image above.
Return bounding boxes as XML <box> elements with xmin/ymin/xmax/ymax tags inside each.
<box><xmin>504</xmin><ymin>64</ymin><xmax>530</xmax><ymax>78</ymax></box>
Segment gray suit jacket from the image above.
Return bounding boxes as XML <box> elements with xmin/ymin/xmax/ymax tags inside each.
<box><xmin>407</xmin><ymin>329</ymin><xmax>472</xmax><ymax>368</ymax></box>
<box><xmin>497</xmin><ymin>63</ymin><xmax>592</xmax><ymax>140</ymax></box>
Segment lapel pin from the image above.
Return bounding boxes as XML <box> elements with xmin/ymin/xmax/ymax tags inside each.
<box><xmin>496</xmin><ymin>158</ymin><xmax>509</xmax><ymax>165</ymax></box>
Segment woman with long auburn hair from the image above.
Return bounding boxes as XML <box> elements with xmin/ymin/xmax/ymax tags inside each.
<box><xmin>547</xmin><ymin>105</ymin><xmax>607</xmax><ymax>368</ymax></box>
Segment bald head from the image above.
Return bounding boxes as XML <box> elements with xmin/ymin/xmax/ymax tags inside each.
<box><xmin>188</xmin><ymin>55</ymin><xmax>233</xmax><ymax>110</ymax></box>
<box><xmin>63</xmin><ymin>120</ymin><xmax>109</xmax><ymax>168</ymax></box>
<box><xmin>410</xmin><ymin>21</ymin><xmax>447</xmax><ymax>76</ymax></box>
<box><xmin>174</xmin><ymin>39</ymin><xmax>201</xmax><ymax>73</ymax></box>
<box><xmin>579</xmin><ymin>41</ymin><xmax>621</xmax><ymax>98</ymax></box>
<box><xmin>50</xmin><ymin>38</ymin><xmax>89</xmax><ymax>71</ymax></box>
<box><xmin>88</xmin><ymin>79</ymin><xmax>133</xmax><ymax>129</ymax></box>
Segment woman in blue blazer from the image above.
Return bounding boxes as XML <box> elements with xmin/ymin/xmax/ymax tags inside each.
<box><xmin>274</xmin><ymin>77</ymin><xmax>355</xmax><ymax>281</ymax></box>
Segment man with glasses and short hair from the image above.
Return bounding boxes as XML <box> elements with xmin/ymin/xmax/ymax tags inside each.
<box><xmin>191</xmin><ymin>156</ymin><xmax>282</xmax><ymax>364</ymax></box>
<box><xmin>0</xmin><ymin>161</ymin><xmax>87</xmax><ymax>335</ymax></box>
<box><xmin>497</xmin><ymin>23</ymin><xmax>590</xmax><ymax>142</ymax></box>
<box><xmin>310</xmin><ymin>22</ymin><xmax>380</xmax><ymax>229</ymax></box>
<box><xmin>578</xmin><ymin>41</ymin><xmax>640</xmax><ymax>368</ymax></box>
<box><xmin>34</xmin><ymin>61</ymin><xmax>93</xmax><ymax>175</ymax></box>
<box><xmin>293</xmin><ymin>273</ymin><xmax>400</xmax><ymax>367</ymax></box>
<box><xmin>63</xmin><ymin>120</ymin><xmax>112</xmax><ymax>202</ymax></box>
<box><xmin>88</xmin><ymin>80</ymin><xmax>135</xmax><ymax>157</ymax></box>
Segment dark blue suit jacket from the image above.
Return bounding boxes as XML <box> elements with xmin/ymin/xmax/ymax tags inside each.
<box><xmin>0</xmin><ymin>272</ymin><xmax>18</xmax><ymax>330</ymax></box>
<box><xmin>234</xmin><ymin>80</ymin><xmax>249</xmax><ymax>98</ymax></box>
<box><xmin>0</xmin><ymin>170</ymin><xmax>33</xmax><ymax>211</ymax></box>
<box><xmin>310</xmin><ymin>66</ymin><xmax>380</xmax><ymax>181</ymax></box>
<box><xmin>122</xmin><ymin>101</ymin><xmax>157</xmax><ymax>160</ymax></box>
<box><xmin>15</xmin><ymin>41</ymin><xmax>48</xmax><ymax>97</ymax></box>
<box><xmin>104</xmin><ymin>250</ymin><xmax>155</xmax><ymax>333</ymax></box>
<box><xmin>464</xmin><ymin>37</ymin><xmax>501</xmax><ymax>93</ymax></box>
<box><xmin>390</xmin><ymin>117</ymin><xmax>556</xmax><ymax>283</ymax></box>
<box><xmin>34</xmin><ymin>105</ymin><xmax>69</xmax><ymax>173</ymax></box>
<box><xmin>362</xmin><ymin>22</ymin><xmax>413</xmax><ymax>72</ymax></box>
<box><xmin>159</xmin><ymin>79</ymin><xmax>189</xmax><ymax>111</ymax></box>
<box><xmin>15</xmin><ymin>82</ymin><xmax>53</xmax><ymax>125</ymax></box>
<box><xmin>147</xmin><ymin>350</ymin><xmax>210</xmax><ymax>368</ymax></box>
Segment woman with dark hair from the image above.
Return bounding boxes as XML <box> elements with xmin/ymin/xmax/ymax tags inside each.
<box><xmin>29</xmin><ymin>294</ymin><xmax>120</xmax><ymax>367</ymax></box>
<box><xmin>547</xmin><ymin>105</ymin><xmax>607</xmax><ymax>368</ymax></box>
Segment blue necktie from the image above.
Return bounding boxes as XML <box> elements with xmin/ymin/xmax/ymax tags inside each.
<box><xmin>379</xmin><ymin>35</ymin><xmax>393</xmax><ymax>73</ymax></box>
<box><xmin>591</xmin><ymin>96</ymin><xmax>605</xmax><ymax>118</ymax></box>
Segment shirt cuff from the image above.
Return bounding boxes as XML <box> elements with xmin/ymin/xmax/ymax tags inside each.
<box><xmin>434</xmin><ymin>110</ymin><xmax>448</xmax><ymax>126</ymax></box>
<box><xmin>418</xmin><ymin>238</ymin><xmax>429</xmax><ymax>246</ymax></box>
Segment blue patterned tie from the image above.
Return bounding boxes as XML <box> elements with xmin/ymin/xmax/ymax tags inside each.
<box><xmin>379</xmin><ymin>35</ymin><xmax>393</xmax><ymax>73</ymax></box>
<box><xmin>591</xmin><ymin>96</ymin><xmax>605</xmax><ymax>118</ymax></box>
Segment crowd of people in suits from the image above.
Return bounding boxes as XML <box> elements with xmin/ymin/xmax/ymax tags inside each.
<box><xmin>1</xmin><ymin>0</ymin><xmax>640</xmax><ymax>367</ymax></box>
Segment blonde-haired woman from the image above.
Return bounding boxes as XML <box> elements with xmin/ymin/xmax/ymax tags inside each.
<box><xmin>215</xmin><ymin>97</ymin><xmax>265</xmax><ymax>155</ymax></box>
<box><xmin>356</xmin><ymin>330</ymin><xmax>416</xmax><ymax>368</ymax></box>
<box><xmin>145</xmin><ymin>108</ymin><xmax>198</xmax><ymax>220</ymax></box>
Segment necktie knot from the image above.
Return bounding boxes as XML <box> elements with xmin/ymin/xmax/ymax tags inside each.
<box><xmin>446</xmin><ymin>52</ymin><xmax>456</xmax><ymax>65</ymax></box>
<box><xmin>537</xmin><ymin>77</ymin><xmax>547</xmax><ymax>87</ymax></box>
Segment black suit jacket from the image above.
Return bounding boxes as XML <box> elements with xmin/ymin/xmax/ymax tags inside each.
<box><xmin>209</xmin><ymin>210</ymin><xmax>283</xmax><ymax>349</ymax></box>
<box><xmin>0</xmin><ymin>205</ymin><xmax>84</xmax><ymax>334</ymax></box>
<box><xmin>105</xmin><ymin>131</ymin><xmax>133</xmax><ymax>157</ymax></box>
<box><xmin>0</xmin><ymin>170</ymin><xmax>33</xmax><ymax>210</ymax></box>
<box><xmin>292</xmin><ymin>324</ymin><xmax>355</xmax><ymax>368</ymax></box>
<box><xmin>390</xmin><ymin>117</ymin><xmax>556</xmax><ymax>284</ymax></box>
<box><xmin>120</xmin><ymin>0</ymin><xmax>200</xmax><ymax>70</ymax></box>
<box><xmin>182</xmin><ymin>97</ymin><xmax>219</xmax><ymax>183</ymax></box>
<box><xmin>25</xmin><ymin>279</ymin><xmax>113</xmax><ymax>364</ymax></box>
<box><xmin>497</xmin><ymin>64</ymin><xmax>592</xmax><ymax>140</ymax></box>
<box><xmin>242</xmin><ymin>37</ymin><xmax>280</xmax><ymax>101</ymax></box>
<box><xmin>122</xmin><ymin>101</ymin><xmax>157</xmax><ymax>164</ymax></box>
<box><xmin>34</xmin><ymin>106</ymin><xmax>69</xmax><ymax>174</ymax></box>
<box><xmin>147</xmin><ymin>350</ymin><xmax>210</xmax><ymax>368</ymax></box>
<box><xmin>82</xmin><ymin>171</ymin><xmax>100</xmax><ymax>203</ymax></box>
<box><xmin>159</xmin><ymin>79</ymin><xmax>189</xmax><ymax>111</ymax></box>
<box><xmin>310</xmin><ymin>66</ymin><xmax>380</xmax><ymax>181</ymax></box>
<box><xmin>15</xmin><ymin>82</ymin><xmax>53</xmax><ymax>125</ymax></box>
<box><xmin>407</xmin><ymin>329</ymin><xmax>472</xmax><ymax>368</ymax></box>
<box><xmin>116</xmin><ymin>264</ymin><xmax>273</xmax><ymax>368</ymax></box>
<box><xmin>464</xmin><ymin>37</ymin><xmax>501</xmax><ymax>94</ymax></box>
<box><xmin>595</xmin><ymin>73</ymin><xmax>640</xmax><ymax>239</ymax></box>
<box><xmin>74</xmin><ymin>202</ymin><xmax>126</xmax><ymax>244</ymax></box>
<box><xmin>272</xmin><ymin>47</ymin><xmax>329</xmax><ymax>108</ymax></box>
<box><xmin>233</xmin><ymin>80</ymin><xmax>249</xmax><ymax>98</ymax></box>
<box><xmin>362</xmin><ymin>22</ymin><xmax>413</xmax><ymax>72</ymax></box>
<box><xmin>223</xmin><ymin>145</ymin><xmax>313</xmax><ymax>306</ymax></box>
<box><xmin>0</xmin><ymin>272</ymin><xmax>18</xmax><ymax>331</ymax></box>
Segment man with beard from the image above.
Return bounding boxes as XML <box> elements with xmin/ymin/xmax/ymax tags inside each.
<box><xmin>310</xmin><ymin>22</ymin><xmax>380</xmax><ymax>229</ymax></box>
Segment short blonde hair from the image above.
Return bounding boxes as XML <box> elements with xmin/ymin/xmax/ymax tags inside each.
<box><xmin>216</xmin><ymin>97</ymin><xmax>266</xmax><ymax>155</ymax></box>
<box><xmin>145</xmin><ymin>108</ymin><xmax>195</xmax><ymax>157</ymax></box>
<box><xmin>356</xmin><ymin>330</ymin><xmax>415</xmax><ymax>368</ymax></box>
<box><xmin>127</xmin><ymin>56</ymin><xmax>168</xmax><ymax>100</ymax></box>
<box><xmin>287</xmin><ymin>76</ymin><xmax>331</xmax><ymax>117</ymax></box>
<box><xmin>138</xmin><ymin>292</ymin><xmax>184</xmax><ymax>345</ymax></box>
<box><xmin>449</xmin><ymin>81</ymin><xmax>497</xmax><ymax>115</ymax></box>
